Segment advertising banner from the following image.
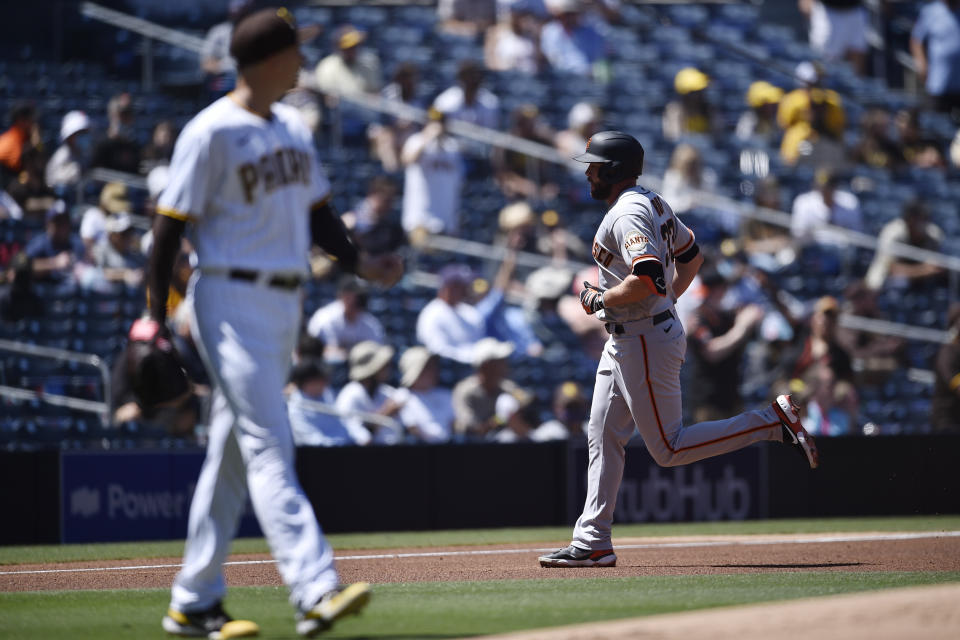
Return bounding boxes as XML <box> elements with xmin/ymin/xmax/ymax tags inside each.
<box><xmin>568</xmin><ymin>441</ymin><xmax>766</xmax><ymax>523</ymax></box>
<box><xmin>61</xmin><ymin>450</ymin><xmax>261</xmax><ymax>543</ymax></box>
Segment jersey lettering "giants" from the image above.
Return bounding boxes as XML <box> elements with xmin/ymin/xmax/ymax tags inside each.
<box><xmin>238</xmin><ymin>147</ymin><xmax>312</xmax><ymax>203</ymax></box>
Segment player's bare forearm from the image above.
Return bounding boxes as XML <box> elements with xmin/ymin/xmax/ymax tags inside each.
<box><xmin>600</xmin><ymin>275</ymin><xmax>654</xmax><ymax>308</ymax></box>
<box><xmin>673</xmin><ymin>251</ymin><xmax>703</xmax><ymax>298</ymax></box>
<box><xmin>147</xmin><ymin>215</ymin><xmax>186</xmax><ymax>323</ymax></box>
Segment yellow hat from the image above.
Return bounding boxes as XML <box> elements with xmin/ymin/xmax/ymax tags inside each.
<box><xmin>674</xmin><ymin>67</ymin><xmax>710</xmax><ymax>94</ymax></box>
<box><xmin>746</xmin><ymin>81</ymin><xmax>783</xmax><ymax>108</ymax></box>
<box><xmin>335</xmin><ymin>24</ymin><xmax>365</xmax><ymax>49</ymax></box>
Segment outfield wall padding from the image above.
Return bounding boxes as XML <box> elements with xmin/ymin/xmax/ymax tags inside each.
<box><xmin>0</xmin><ymin>435</ymin><xmax>957</xmax><ymax>544</ymax></box>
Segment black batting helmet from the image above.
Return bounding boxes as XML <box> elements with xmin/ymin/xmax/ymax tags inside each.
<box><xmin>573</xmin><ymin>130</ymin><xmax>644</xmax><ymax>184</ymax></box>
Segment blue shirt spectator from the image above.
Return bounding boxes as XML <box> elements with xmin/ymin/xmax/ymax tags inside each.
<box><xmin>539</xmin><ymin>1</ymin><xmax>606</xmax><ymax>76</ymax></box>
<box><xmin>25</xmin><ymin>202</ymin><xmax>85</xmax><ymax>282</ymax></box>
<box><xmin>910</xmin><ymin>1</ymin><xmax>960</xmax><ymax>105</ymax></box>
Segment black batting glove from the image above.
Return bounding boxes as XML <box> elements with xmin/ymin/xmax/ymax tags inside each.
<box><xmin>580</xmin><ymin>281</ymin><xmax>605</xmax><ymax>315</ymax></box>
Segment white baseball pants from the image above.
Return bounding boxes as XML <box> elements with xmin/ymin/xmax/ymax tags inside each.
<box><xmin>573</xmin><ymin>315</ymin><xmax>782</xmax><ymax>550</ymax></box>
<box><xmin>170</xmin><ymin>274</ymin><xmax>338</xmax><ymax>613</ymax></box>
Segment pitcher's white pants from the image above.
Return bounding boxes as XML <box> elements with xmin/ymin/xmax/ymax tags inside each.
<box><xmin>573</xmin><ymin>315</ymin><xmax>782</xmax><ymax>550</ymax></box>
<box><xmin>170</xmin><ymin>274</ymin><xmax>338</xmax><ymax>613</ymax></box>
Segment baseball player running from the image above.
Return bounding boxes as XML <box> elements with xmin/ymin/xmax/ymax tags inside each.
<box><xmin>145</xmin><ymin>8</ymin><xmax>402</xmax><ymax>637</ymax></box>
<box><xmin>539</xmin><ymin>131</ymin><xmax>818</xmax><ymax>568</ymax></box>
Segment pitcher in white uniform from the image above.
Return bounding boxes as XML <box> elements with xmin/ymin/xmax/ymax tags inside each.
<box><xmin>144</xmin><ymin>8</ymin><xmax>402</xmax><ymax>637</ymax></box>
<box><xmin>539</xmin><ymin>131</ymin><xmax>819</xmax><ymax>568</ymax></box>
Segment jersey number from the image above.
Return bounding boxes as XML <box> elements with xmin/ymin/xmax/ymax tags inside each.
<box><xmin>660</xmin><ymin>218</ymin><xmax>677</xmax><ymax>268</ymax></box>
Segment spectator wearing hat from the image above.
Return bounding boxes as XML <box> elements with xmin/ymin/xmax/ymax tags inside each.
<box><xmin>864</xmin><ymin>200</ymin><xmax>945</xmax><ymax>291</ymax></box>
<box><xmin>393</xmin><ymin>346</ymin><xmax>454</xmax><ymax>443</ymax></box>
<box><xmin>287</xmin><ymin>358</ymin><xmax>358</xmax><ymax>447</ymax></box>
<box><xmin>335</xmin><ymin>341</ymin><xmax>404</xmax><ymax>445</ymax></box>
<box><xmin>522</xmin><ymin>265</ymin><xmax>583</xmax><ymax>362</ymax></box>
<box><xmin>80</xmin><ymin>182</ymin><xmax>133</xmax><ymax>258</ymax></box>
<box><xmin>416</xmin><ymin>264</ymin><xmax>486</xmax><ymax>364</ymax></box>
<box><xmin>306</xmin><ymin>275</ymin><xmax>386</xmax><ymax>363</ymax></box>
<box><xmin>433</xmin><ymin>60</ymin><xmax>501</xmax><ymax>131</ymax></box>
<box><xmin>341</xmin><ymin>176</ymin><xmax>406</xmax><ymax>257</ymax></box>
<box><xmin>534</xmin><ymin>381</ymin><xmax>588</xmax><ymax>440</ymax></box>
<box><xmin>778</xmin><ymin>62</ymin><xmax>846</xmax><ymax>167</ymax></box>
<box><xmin>555</xmin><ymin>101</ymin><xmax>602</xmax><ymax>176</ymax></box>
<box><xmin>663</xmin><ymin>67</ymin><xmax>720</xmax><ymax>141</ymax></box>
<box><xmin>539</xmin><ymin>0</ymin><xmax>608</xmax><ymax>79</ymax></box>
<box><xmin>400</xmin><ymin>108</ymin><xmax>464</xmax><ymax>236</ymax></box>
<box><xmin>24</xmin><ymin>201</ymin><xmax>85</xmax><ymax>283</ymax></box>
<box><xmin>735</xmin><ymin>81</ymin><xmax>784</xmax><ymax>143</ymax></box>
<box><xmin>314</xmin><ymin>24</ymin><xmax>382</xmax><ymax>97</ymax></box>
<box><xmin>784</xmin><ymin>296</ymin><xmax>855</xmax><ymax>394</ymax></box>
<box><xmin>452</xmin><ymin>337</ymin><xmax>519</xmax><ymax>438</ymax></box>
<box><xmin>931</xmin><ymin>303</ymin><xmax>960</xmax><ymax>433</ymax></box>
<box><xmin>45</xmin><ymin>110</ymin><xmax>92</xmax><ymax>190</ymax></box>
<box><xmin>0</xmin><ymin>102</ymin><xmax>39</xmax><ymax>179</ymax></box>
<box><xmin>790</xmin><ymin>168</ymin><xmax>863</xmax><ymax>248</ymax></box>
<box><xmin>799</xmin><ymin>0</ymin><xmax>868</xmax><ymax>75</ymax></box>
<box><xmin>484</xmin><ymin>1</ymin><xmax>543</xmax><ymax>74</ymax></box>
<box><xmin>491</xmin><ymin>104</ymin><xmax>558</xmax><ymax>201</ymax></box>
<box><xmin>90</xmin><ymin>212</ymin><xmax>146</xmax><ymax>289</ymax></box>
<box><xmin>91</xmin><ymin>92</ymin><xmax>141</xmax><ymax>175</ymax></box>
<box><xmin>910</xmin><ymin>0</ymin><xmax>960</xmax><ymax>121</ymax></box>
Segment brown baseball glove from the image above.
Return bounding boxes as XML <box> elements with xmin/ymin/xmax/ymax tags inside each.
<box><xmin>124</xmin><ymin>318</ymin><xmax>191</xmax><ymax>410</ymax></box>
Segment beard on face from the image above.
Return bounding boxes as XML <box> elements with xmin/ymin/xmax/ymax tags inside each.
<box><xmin>589</xmin><ymin>179</ymin><xmax>612</xmax><ymax>200</ymax></box>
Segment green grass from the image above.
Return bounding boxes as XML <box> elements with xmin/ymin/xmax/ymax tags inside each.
<box><xmin>1</xmin><ymin>572</ymin><xmax>957</xmax><ymax>639</ymax></box>
<box><xmin>3</xmin><ymin>515</ymin><xmax>959</xmax><ymax>565</ymax></box>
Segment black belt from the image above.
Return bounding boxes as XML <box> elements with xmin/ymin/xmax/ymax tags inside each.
<box><xmin>605</xmin><ymin>309</ymin><xmax>673</xmax><ymax>335</ymax></box>
<box><xmin>227</xmin><ymin>268</ymin><xmax>304</xmax><ymax>291</ymax></box>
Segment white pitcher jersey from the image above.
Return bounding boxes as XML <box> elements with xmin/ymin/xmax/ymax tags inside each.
<box><xmin>157</xmin><ymin>95</ymin><xmax>330</xmax><ymax>274</ymax></box>
<box><xmin>591</xmin><ymin>185</ymin><xmax>695</xmax><ymax>323</ymax></box>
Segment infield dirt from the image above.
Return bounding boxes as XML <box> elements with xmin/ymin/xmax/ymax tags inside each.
<box><xmin>3</xmin><ymin>533</ymin><xmax>959</xmax><ymax>639</ymax></box>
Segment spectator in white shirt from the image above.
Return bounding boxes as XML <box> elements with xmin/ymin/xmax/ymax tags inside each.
<box><xmin>394</xmin><ymin>346</ymin><xmax>454</xmax><ymax>443</ymax></box>
<box><xmin>790</xmin><ymin>168</ymin><xmax>863</xmax><ymax>247</ymax></box>
<box><xmin>287</xmin><ymin>359</ymin><xmax>358</xmax><ymax>447</ymax></box>
<box><xmin>432</xmin><ymin>61</ymin><xmax>501</xmax><ymax>130</ymax></box>
<box><xmin>45</xmin><ymin>111</ymin><xmax>91</xmax><ymax>190</ymax></box>
<box><xmin>306</xmin><ymin>275</ymin><xmax>386</xmax><ymax>363</ymax></box>
<box><xmin>335</xmin><ymin>341</ymin><xmax>404</xmax><ymax>445</ymax></box>
<box><xmin>80</xmin><ymin>182</ymin><xmax>132</xmax><ymax>260</ymax></box>
<box><xmin>314</xmin><ymin>24</ymin><xmax>382</xmax><ymax>97</ymax></box>
<box><xmin>401</xmin><ymin>108</ymin><xmax>464</xmax><ymax>235</ymax></box>
<box><xmin>485</xmin><ymin>1</ymin><xmax>543</xmax><ymax>73</ymax></box>
<box><xmin>416</xmin><ymin>265</ymin><xmax>486</xmax><ymax>364</ymax></box>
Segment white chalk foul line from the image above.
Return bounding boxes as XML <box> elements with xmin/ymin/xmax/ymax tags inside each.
<box><xmin>2</xmin><ymin>531</ymin><xmax>959</xmax><ymax>576</ymax></box>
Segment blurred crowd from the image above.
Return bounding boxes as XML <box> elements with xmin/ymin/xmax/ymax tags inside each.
<box><xmin>1</xmin><ymin>0</ymin><xmax>959</xmax><ymax>445</ymax></box>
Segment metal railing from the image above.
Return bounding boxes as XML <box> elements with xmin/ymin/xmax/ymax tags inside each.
<box><xmin>0</xmin><ymin>338</ymin><xmax>112</xmax><ymax>427</ymax></box>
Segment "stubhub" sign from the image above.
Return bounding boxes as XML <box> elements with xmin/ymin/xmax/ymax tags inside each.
<box><xmin>61</xmin><ymin>451</ymin><xmax>262</xmax><ymax>543</ymax></box>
